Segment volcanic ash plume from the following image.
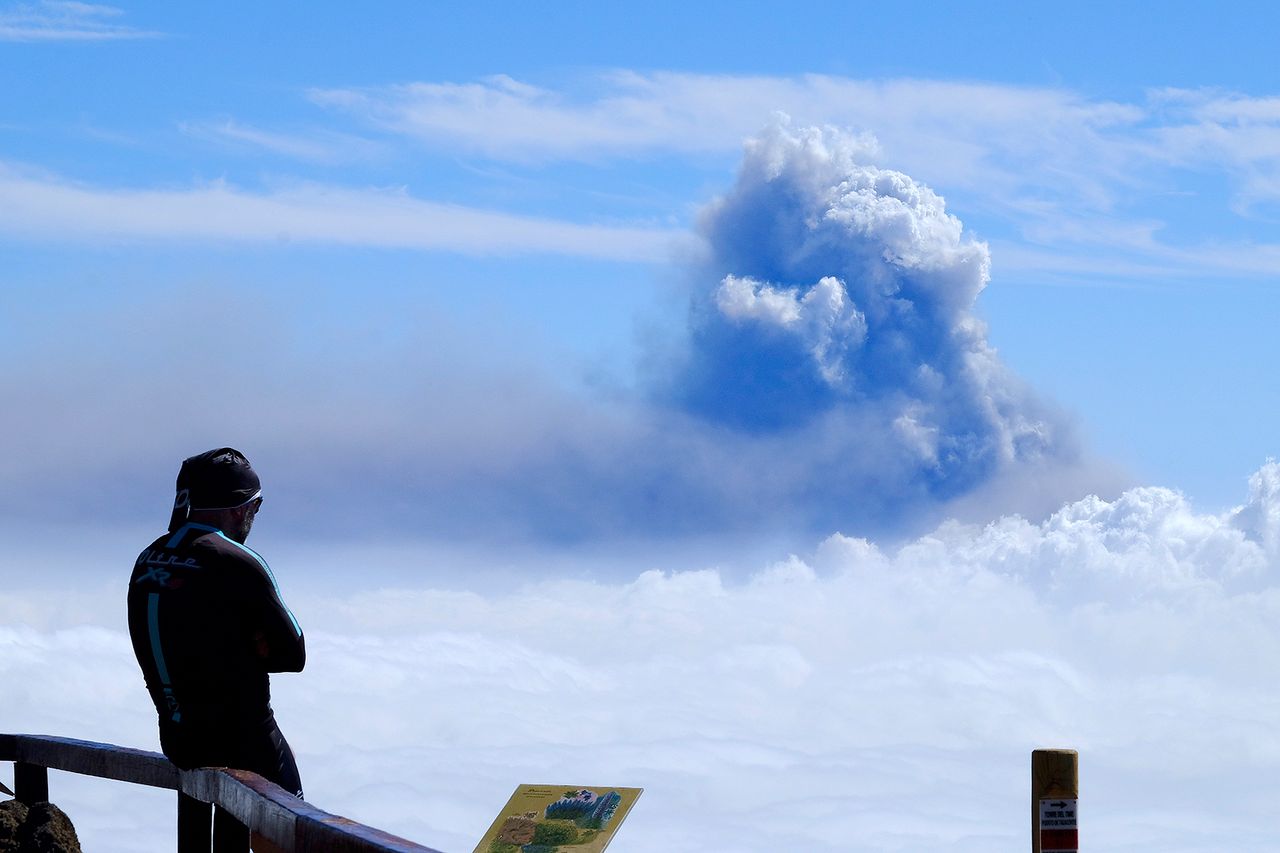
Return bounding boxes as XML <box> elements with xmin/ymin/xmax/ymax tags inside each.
<box><xmin>672</xmin><ymin>121</ymin><xmax>1069</xmax><ymax>506</ymax></box>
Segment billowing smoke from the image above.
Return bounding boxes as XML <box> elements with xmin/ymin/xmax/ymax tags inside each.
<box><xmin>0</xmin><ymin>124</ymin><xmax>1101</xmax><ymax>544</ymax></box>
<box><xmin>670</xmin><ymin>122</ymin><xmax>1065</xmax><ymax>505</ymax></box>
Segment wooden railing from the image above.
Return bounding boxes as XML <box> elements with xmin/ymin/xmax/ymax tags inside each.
<box><xmin>0</xmin><ymin>734</ymin><xmax>447</xmax><ymax>852</ymax></box>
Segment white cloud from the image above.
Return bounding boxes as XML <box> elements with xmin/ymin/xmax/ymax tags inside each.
<box><xmin>5</xmin><ymin>463</ymin><xmax>1280</xmax><ymax>851</ymax></box>
<box><xmin>310</xmin><ymin>73</ymin><xmax>1135</xmax><ymax>175</ymax></box>
<box><xmin>714</xmin><ymin>275</ymin><xmax>868</xmax><ymax>385</ymax></box>
<box><xmin>1147</xmin><ymin>88</ymin><xmax>1280</xmax><ymax>214</ymax></box>
<box><xmin>309</xmin><ymin>74</ymin><xmax>668</xmax><ymax>161</ymax></box>
<box><xmin>0</xmin><ymin>163</ymin><xmax>682</xmax><ymax>260</ymax></box>
<box><xmin>309</xmin><ymin>71</ymin><xmax>1144</xmax><ymax>214</ymax></box>
<box><xmin>0</xmin><ymin>1</ymin><xmax>158</xmax><ymax>41</ymax></box>
<box><xmin>308</xmin><ymin>73</ymin><xmax>1280</xmax><ymax>280</ymax></box>
<box><xmin>177</xmin><ymin>119</ymin><xmax>385</xmax><ymax>165</ymax></box>
<box><xmin>12</xmin><ymin>72</ymin><xmax>1280</xmax><ymax>280</ymax></box>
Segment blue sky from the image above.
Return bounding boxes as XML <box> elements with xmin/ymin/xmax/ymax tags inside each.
<box><xmin>3</xmin><ymin>0</ymin><xmax>1279</xmax><ymax>534</ymax></box>
<box><xmin>6</xmin><ymin>3</ymin><xmax>1280</xmax><ymax>851</ymax></box>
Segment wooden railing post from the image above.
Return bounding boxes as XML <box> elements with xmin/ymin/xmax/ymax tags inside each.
<box><xmin>178</xmin><ymin>790</ymin><xmax>212</xmax><ymax>852</ymax></box>
<box><xmin>14</xmin><ymin>761</ymin><xmax>49</xmax><ymax>804</ymax></box>
<box><xmin>1032</xmin><ymin>748</ymin><xmax>1078</xmax><ymax>853</ymax></box>
<box><xmin>213</xmin><ymin>805</ymin><xmax>250</xmax><ymax>852</ymax></box>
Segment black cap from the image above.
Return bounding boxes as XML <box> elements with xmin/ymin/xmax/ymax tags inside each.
<box><xmin>168</xmin><ymin>447</ymin><xmax>262</xmax><ymax>531</ymax></box>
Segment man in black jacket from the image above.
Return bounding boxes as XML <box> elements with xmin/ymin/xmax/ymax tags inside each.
<box><xmin>128</xmin><ymin>447</ymin><xmax>306</xmax><ymax>798</ymax></box>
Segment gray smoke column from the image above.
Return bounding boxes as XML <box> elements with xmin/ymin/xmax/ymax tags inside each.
<box><xmin>670</xmin><ymin>121</ymin><xmax>1065</xmax><ymax>506</ymax></box>
<box><xmin>0</xmin><ymin>123</ymin><xmax>1091</xmax><ymax>544</ymax></box>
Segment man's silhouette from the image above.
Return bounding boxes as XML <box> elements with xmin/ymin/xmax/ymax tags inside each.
<box><xmin>128</xmin><ymin>447</ymin><xmax>305</xmax><ymax>797</ymax></box>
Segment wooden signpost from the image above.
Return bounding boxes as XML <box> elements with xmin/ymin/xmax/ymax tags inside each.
<box><xmin>1032</xmin><ymin>749</ymin><xmax>1078</xmax><ymax>853</ymax></box>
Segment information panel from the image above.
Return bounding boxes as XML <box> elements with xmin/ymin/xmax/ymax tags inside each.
<box><xmin>473</xmin><ymin>784</ymin><xmax>643</xmax><ymax>853</ymax></box>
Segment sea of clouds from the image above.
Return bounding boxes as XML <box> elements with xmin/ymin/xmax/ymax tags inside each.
<box><xmin>4</xmin><ymin>462</ymin><xmax>1280</xmax><ymax>851</ymax></box>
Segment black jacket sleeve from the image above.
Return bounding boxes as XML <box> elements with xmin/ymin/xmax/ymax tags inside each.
<box><xmin>239</xmin><ymin>549</ymin><xmax>306</xmax><ymax>673</ymax></box>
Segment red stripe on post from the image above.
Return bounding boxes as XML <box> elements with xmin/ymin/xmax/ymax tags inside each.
<box><xmin>1040</xmin><ymin>827</ymin><xmax>1078</xmax><ymax>849</ymax></box>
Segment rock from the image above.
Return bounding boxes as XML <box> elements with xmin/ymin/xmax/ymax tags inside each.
<box><xmin>0</xmin><ymin>801</ymin><xmax>28</xmax><ymax>853</ymax></box>
<box><xmin>0</xmin><ymin>801</ymin><xmax>81</xmax><ymax>853</ymax></box>
<box><xmin>18</xmin><ymin>803</ymin><xmax>81</xmax><ymax>853</ymax></box>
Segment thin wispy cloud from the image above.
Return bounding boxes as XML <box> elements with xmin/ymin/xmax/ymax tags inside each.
<box><xmin>0</xmin><ymin>163</ymin><xmax>681</xmax><ymax>260</ymax></box>
<box><xmin>309</xmin><ymin>72</ymin><xmax>1280</xmax><ymax>277</ymax></box>
<box><xmin>1147</xmin><ymin>88</ymin><xmax>1280</xmax><ymax>214</ymax></box>
<box><xmin>12</xmin><ymin>71</ymin><xmax>1280</xmax><ymax>281</ymax></box>
<box><xmin>0</xmin><ymin>1</ymin><xmax>159</xmax><ymax>42</ymax></box>
<box><xmin>178</xmin><ymin>119</ymin><xmax>386</xmax><ymax>165</ymax></box>
<box><xmin>312</xmin><ymin>73</ymin><xmax>1280</xmax><ymax>201</ymax></box>
<box><xmin>308</xmin><ymin>72</ymin><xmax>1142</xmax><ymax>198</ymax></box>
